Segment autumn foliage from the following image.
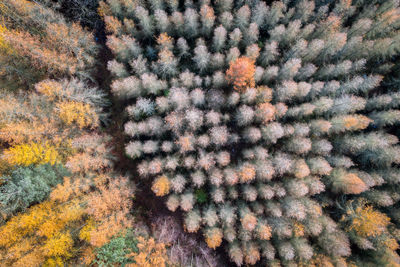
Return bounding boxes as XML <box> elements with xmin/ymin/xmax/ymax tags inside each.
<box><xmin>3</xmin><ymin>0</ymin><xmax>400</xmax><ymax>266</ymax></box>
<box><xmin>226</xmin><ymin>57</ymin><xmax>256</xmax><ymax>92</ymax></box>
<box><xmin>3</xmin><ymin>142</ymin><xmax>60</xmax><ymax>166</ymax></box>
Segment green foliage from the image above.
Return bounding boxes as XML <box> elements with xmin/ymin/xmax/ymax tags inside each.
<box><xmin>195</xmin><ymin>188</ymin><xmax>207</xmax><ymax>204</ymax></box>
<box><xmin>0</xmin><ymin>164</ymin><xmax>69</xmax><ymax>218</ymax></box>
<box><xmin>93</xmin><ymin>230</ymin><xmax>138</xmax><ymax>267</ymax></box>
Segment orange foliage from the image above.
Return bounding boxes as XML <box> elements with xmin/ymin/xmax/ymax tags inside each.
<box><xmin>244</xmin><ymin>243</ymin><xmax>260</xmax><ymax>265</ymax></box>
<box><xmin>80</xmin><ymin>247</ymin><xmax>96</xmax><ymax>266</ymax></box>
<box><xmin>13</xmin><ymin>249</ymin><xmax>43</xmax><ymax>267</ymax></box>
<box><xmin>226</xmin><ymin>56</ymin><xmax>256</xmax><ymax>92</ymax></box>
<box><xmin>127</xmin><ymin>236</ymin><xmax>169</xmax><ymax>267</ymax></box>
<box><xmin>381</xmin><ymin>9</ymin><xmax>400</xmax><ymax>24</ymax></box>
<box><xmin>104</xmin><ymin>15</ymin><xmax>123</xmax><ymax>35</ymax></box>
<box><xmin>84</xmin><ymin>176</ymin><xmax>134</xmax><ymax>247</ymax></box>
<box><xmin>2</xmin><ymin>237</ymin><xmax>35</xmax><ymax>262</ymax></box>
<box><xmin>239</xmin><ymin>164</ymin><xmax>256</xmax><ymax>183</ymax></box>
<box><xmin>50</xmin><ymin>176</ymin><xmax>90</xmax><ymax>203</ymax></box>
<box><xmin>151</xmin><ymin>175</ymin><xmax>171</xmax><ymax>196</ymax></box>
<box><xmin>384</xmin><ymin>238</ymin><xmax>399</xmax><ymax>251</ymax></box>
<box><xmin>86</xmin><ymin>176</ymin><xmax>133</xmax><ymax>220</ymax></box>
<box><xmin>66</xmin><ymin>152</ymin><xmax>111</xmax><ymax>173</ymax></box>
<box><xmin>88</xmin><ymin>211</ymin><xmax>132</xmax><ymax>247</ymax></box>
<box><xmin>342</xmin><ymin>115</ymin><xmax>372</xmax><ymax>131</ymax></box>
<box><xmin>176</xmin><ymin>135</ymin><xmax>195</xmax><ymax>153</ymax></box>
<box><xmin>310</xmin><ymin>254</ymin><xmax>335</xmax><ymax>267</ymax></box>
<box><xmin>200</xmin><ymin>5</ymin><xmax>215</xmax><ymax>21</ymax></box>
<box><xmin>343</xmin><ymin>173</ymin><xmax>368</xmax><ymax>194</ymax></box>
<box><xmin>257</xmin><ymin>86</ymin><xmax>273</xmax><ymax>102</ymax></box>
<box><xmin>1</xmin><ymin>29</ymin><xmax>78</xmax><ymax>75</ymax></box>
<box><xmin>204</xmin><ymin>228</ymin><xmax>223</xmax><ymax>249</ymax></box>
<box><xmin>0</xmin><ymin>119</ymin><xmax>59</xmax><ymax>145</ymax></box>
<box><xmin>256</xmin><ymin>223</ymin><xmax>272</xmax><ymax>240</ymax></box>
<box><xmin>156</xmin><ymin>33</ymin><xmax>173</xmax><ymax>50</ymax></box>
<box><xmin>246</xmin><ymin>44</ymin><xmax>260</xmax><ymax>61</ymax></box>
<box><xmin>0</xmin><ymin>171</ymin><xmax>135</xmax><ymax>266</ymax></box>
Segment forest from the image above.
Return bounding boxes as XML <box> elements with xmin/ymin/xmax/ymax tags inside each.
<box><xmin>1</xmin><ymin>0</ymin><xmax>400</xmax><ymax>266</ymax></box>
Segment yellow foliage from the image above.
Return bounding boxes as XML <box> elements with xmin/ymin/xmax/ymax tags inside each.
<box><xmin>41</xmin><ymin>232</ymin><xmax>73</xmax><ymax>258</ymax></box>
<box><xmin>151</xmin><ymin>175</ymin><xmax>170</xmax><ymax>197</ymax></box>
<box><xmin>35</xmin><ymin>80</ymin><xmax>63</xmax><ymax>100</ymax></box>
<box><xmin>293</xmin><ymin>222</ymin><xmax>305</xmax><ymax>237</ymax></box>
<box><xmin>345</xmin><ymin>202</ymin><xmax>390</xmax><ymax>238</ymax></box>
<box><xmin>37</xmin><ymin>200</ymin><xmax>84</xmax><ymax>238</ymax></box>
<box><xmin>383</xmin><ymin>237</ymin><xmax>399</xmax><ymax>251</ymax></box>
<box><xmin>43</xmin><ymin>257</ymin><xmax>64</xmax><ymax>267</ymax></box>
<box><xmin>0</xmin><ymin>24</ymin><xmax>12</xmax><ymax>54</ymax></box>
<box><xmin>3</xmin><ymin>141</ymin><xmax>60</xmax><ymax>166</ymax></box>
<box><xmin>0</xmin><ymin>199</ymin><xmax>84</xmax><ymax>266</ymax></box>
<box><xmin>57</xmin><ymin>101</ymin><xmax>98</xmax><ymax>129</ymax></box>
<box><xmin>79</xmin><ymin>219</ymin><xmax>95</xmax><ymax>242</ymax></box>
<box><xmin>0</xmin><ymin>201</ymin><xmax>52</xmax><ymax>247</ymax></box>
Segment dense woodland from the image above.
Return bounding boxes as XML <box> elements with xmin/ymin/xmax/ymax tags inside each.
<box><xmin>1</xmin><ymin>0</ymin><xmax>400</xmax><ymax>266</ymax></box>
